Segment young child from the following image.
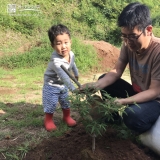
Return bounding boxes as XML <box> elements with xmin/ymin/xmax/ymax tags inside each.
<box><xmin>42</xmin><ymin>24</ymin><xmax>79</xmax><ymax>131</ymax></box>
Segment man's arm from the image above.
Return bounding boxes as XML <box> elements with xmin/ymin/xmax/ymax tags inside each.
<box><xmin>80</xmin><ymin>59</ymin><xmax>127</xmax><ymax>90</ymax></box>
<box><xmin>116</xmin><ymin>79</ymin><xmax>160</xmax><ymax>105</ymax></box>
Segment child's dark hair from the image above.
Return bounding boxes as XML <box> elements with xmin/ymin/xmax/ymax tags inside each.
<box><xmin>118</xmin><ymin>2</ymin><xmax>152</xmax><ymax>31</ymax></box>
<box><xmin>48</xmin><ymin>24</ymin><xmax>71</xmax><ymax>44</ymax></box>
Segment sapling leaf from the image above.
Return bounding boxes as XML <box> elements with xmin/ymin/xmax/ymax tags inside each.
<box><xmin>68</xmin><ymin>89</ymin><xmax>137</xmax><ymax>152</ymax></box>
<box><xmin>134</xmin><ymin>102</ymin><xmax>140</xmax><ymax>108</ymax></box>
<box><xmin>128</xmin><ymin>107</ymin><xmax>135</xmax><ymax>113</ymax></box>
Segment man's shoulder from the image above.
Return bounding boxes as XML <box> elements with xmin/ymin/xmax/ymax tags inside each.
<box><xmin>152</xmin><ymin>36</ymin><xmax>160</xmax><ymax>44</ymax></box>
<box><xmin>151</xmin><ymin>36</ymin><xmax>160</xmax><ymax>53</ymax></box>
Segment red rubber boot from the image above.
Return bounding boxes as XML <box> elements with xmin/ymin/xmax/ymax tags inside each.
<box><xmin>62</xmin><ymin>108</ymin><xmax>76</xmax><ymax>126</ymax></box>
<box><xmin>44</xmin><ymin>113</ymin><xmax>57</xmax><ymax>131</ymax></box>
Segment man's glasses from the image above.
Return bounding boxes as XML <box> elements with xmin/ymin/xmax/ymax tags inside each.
<box><xmin>121</xmin><ymin>31</ymin><xmax>143</xmax><ymax>41</ymax></box>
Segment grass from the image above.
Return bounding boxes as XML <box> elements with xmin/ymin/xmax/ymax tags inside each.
<box><xmin>0</xmin><ymin>37</ymin><xmax>98</xmax><ymax>70</ymax></box>
<box><xmin>1</xmin><ymin>0</ymin><xmax>159</xmax><ymax>51</ymax></box>
<box><xmin>0</xmin><ymin>100</ymin><xmax>72</xmax><ymax>159</ymax></box>
<box><xmin>0</xmin><ymin>66</ymin><xmax>43</xmax><ymax>103</ymax></box>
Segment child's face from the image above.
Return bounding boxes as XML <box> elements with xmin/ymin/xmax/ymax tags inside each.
<box><xmin>51</xmin><ymin>33</ymin><xmax>71</xmax><ymax>57</ymax></box>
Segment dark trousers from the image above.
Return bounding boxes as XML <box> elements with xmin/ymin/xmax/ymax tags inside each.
<box><xmin>99</xmin><ymin>74</ymin><xmax>160</xmax><ymax>134</ymax></box>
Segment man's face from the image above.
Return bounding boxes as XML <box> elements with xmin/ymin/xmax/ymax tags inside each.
<box><xmin>52</xmin><ymin>33</ymin><xmax>71</xmax><ymax>57</ymax></box>
<box><xmin>121</xmin><ymin>26</ymin><xmax>151</xmax><ymax>52</ymax></box>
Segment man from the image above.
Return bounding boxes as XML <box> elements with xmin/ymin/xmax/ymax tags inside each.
<box><xmin>79</xmin><ymin>2</ymin><xmax>160</xmax><ymax>134</ymax></box>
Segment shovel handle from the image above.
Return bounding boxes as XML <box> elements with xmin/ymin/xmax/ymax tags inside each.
<box><xmin>60</xmin><ymin>65</ymin><xmax>81</xmax><ymax>88</ymax></box>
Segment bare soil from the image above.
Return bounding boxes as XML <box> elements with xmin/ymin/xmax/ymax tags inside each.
<box><xmin>24</xmin><ymin>123</ymin><xmax>159</xmax><ymax>160</ymax></box>
<box><xmin>84</xmin><ymin>40</ymin><xmax>120</xmax><ymax>72</ymax></box>
<box><xmin>1</xmin><ymin>41</ymin><xmax>160</xmax><ymax>160</ymax></box>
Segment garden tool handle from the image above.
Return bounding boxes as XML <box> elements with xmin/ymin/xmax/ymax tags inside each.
<box><xmin>60</xmin><ymin>65</ymin><xmax>81</xmax><ymax>88</ymax></box>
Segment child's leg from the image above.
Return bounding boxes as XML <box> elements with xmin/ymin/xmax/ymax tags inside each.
<box><xmin>59</xmin><ymin>86</ymin><xmax>76</xmax><ymax>126</ymax></box>
<box><xmin>42</xmin><ymin>84</ymin><xmax>59</xmax><ymax>131</ymax></box>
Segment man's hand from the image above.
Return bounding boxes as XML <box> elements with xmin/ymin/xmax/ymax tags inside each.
<box><xmin>72</xmin><ymin>88</ymin><xmax>97</xmax><ymax>94</ymax></box>
<box><xmin>73</xmin><ymin>82</ymin><xmax>98</xmax><ymax>94</ymax></box>
<box><xmin>114</xmin><ymin>98</ymin><xmax>125</xmax><ymax>105</ymax></box>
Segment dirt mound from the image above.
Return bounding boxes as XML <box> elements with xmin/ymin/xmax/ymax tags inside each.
<box><xmin>85</xmin><ymin>41</ymin><xmax>120</xmax><ymax>72</ymax></box>
<box><xmin>25</xmin><ymin>124</ymin><xmax>159</xmax><ymax>160</ymax></box>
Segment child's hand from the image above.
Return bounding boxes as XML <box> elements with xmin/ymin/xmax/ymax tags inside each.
<box><xmin>75</xmin><ymin>76</ymin><xmax>79</xmax><ymax>81</ymax></box>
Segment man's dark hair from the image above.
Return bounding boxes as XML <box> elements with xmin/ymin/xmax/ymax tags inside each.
<box><xmin>48</xmin><ymin>24</ymin><xmax>71</xmax><ymax>44</ymax></box>
<box><xmin>118</xmin><ymin>2</ymin><xmax>152</xmax><ymax>31</ymax></box>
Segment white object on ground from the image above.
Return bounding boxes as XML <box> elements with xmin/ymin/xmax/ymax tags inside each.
<box><xmin>139</xmin><ymin>116</ymin><xmax>160</xmax><ymax>155</ymax></box>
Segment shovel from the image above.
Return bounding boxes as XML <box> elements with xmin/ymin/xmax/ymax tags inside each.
<box><xmin>60</xmin><ymin>65</ymin><xmax>81</xmax><ymax>88</ymax></box>
<box><xmin>60</xmin><ymin>65</ymin><xmax>103</xmax><ymax>120</ymax></box>
<box><xmin>61</xmin><ymin>65</ymin><xmax>104</xmax><ymax>153</ymax></box>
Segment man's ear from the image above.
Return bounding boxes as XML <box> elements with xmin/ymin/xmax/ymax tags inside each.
<box><xmin>146</xmin><ymin>25</ymin><xmax>152</xmax><ymax>36</ymax></box>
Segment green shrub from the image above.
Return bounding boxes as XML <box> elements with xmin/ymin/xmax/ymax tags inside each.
<box><xmin>0</xmin><ymin>37</ymin><xmax>98</xmax><ymax>73</ymax></box>
<box><xmin>153</xmin><ymin>28</ymin><xmax>160</xmax><ymax>38</ymax></box>
<box><xmin>0</xmin><ymin>0</ymin><xmax>160</xmax><ymax>56</ymax></box>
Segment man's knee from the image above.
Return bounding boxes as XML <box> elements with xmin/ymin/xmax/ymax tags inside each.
<box><xmin>123</xmin><ymin>107</ymin><xmax>141</xmax><ymax>129</ymax></box>
<box><xmin>122</xmin><ymin>107</ymin><xmax>151</xmax><ymax>133</ymax></box>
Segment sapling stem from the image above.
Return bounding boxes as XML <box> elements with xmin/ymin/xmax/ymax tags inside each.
<box><xmin>92</xmin><ymin>133</ymin><xmax>96</xmax><ymax>153</ymax></box>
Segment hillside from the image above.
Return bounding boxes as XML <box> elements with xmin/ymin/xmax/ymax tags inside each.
<box><xmin>0</xmin><ymin>0</ymin><xmax>160</xmax><ymax>58</ymax></box>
